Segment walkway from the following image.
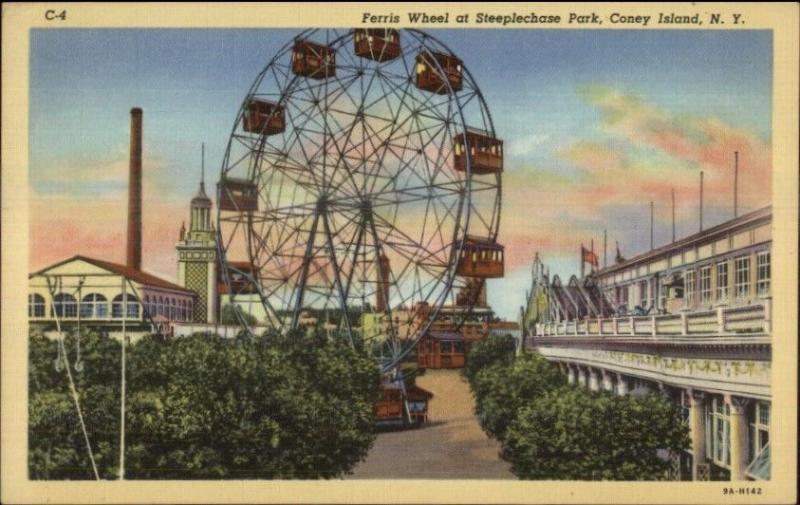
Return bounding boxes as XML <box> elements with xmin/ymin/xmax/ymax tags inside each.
<box><xmin>349</xmin><ymin>369</ymin><xmax>514</xmax><ymax>479</ymax></box>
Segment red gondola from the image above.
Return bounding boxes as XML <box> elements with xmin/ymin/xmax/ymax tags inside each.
<box><xmin>374</xmin><ymin>381</ymin><xmax>433</xmax><ymax>428</ymax></box>
<box><xmin>354</xmin><ymin>28</ymin><xmax>400</xmax><ymax>62</ymax></box>
<box><xmin>292</xmin><ymin>40</ymin><xmax>336</xmax><ymax>79</ymax></box>
<box><xmin>218</xmin><ymin>261</ymin><xmax>259</xmax><ymax>295</ymax></box>
<box><xmin>218</xmin><ymin>178</ymin><xmax>259</xmax><ymax>212</ymax></box>
<box><xmin>374</xmin><ymin>384</ymin><xmax>404</xmax><ymax>420</ymax></box>
<box><xmin>457</xmin><ymin>237</ymin><xmax>504</xmax><ymax>278</ymax></box>
<box><xmin>454</xmin><ymin>130</ymin><xmax>503</xmax><ymax>175</ymax></box>
<box><xmin>242</xmin><ymin>99</ymin><xmax>285</xmax><ymax>135</ymax></box>
<box><xmin>415</xmin><ymin>51</ymin><xmax>463</xmax><ymax>94</ymax></box>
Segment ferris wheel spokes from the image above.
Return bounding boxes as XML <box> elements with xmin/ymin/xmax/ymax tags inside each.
<box><xmin>218</xmin><ymin>28</ymin><xmax>503</xmax><ymax>372</ymax></box>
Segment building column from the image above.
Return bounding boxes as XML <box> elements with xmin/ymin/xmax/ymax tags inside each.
<box><xmin>616</xmin><ymin>373</ymin><xmax>628</xmax><ymax>396</ymax></box>
<box><xmin>689</xmin><ymin>390</ymin><xmax>707</xmax><ymax>481</ymax></box>
<box><xmin>601</xmin><ymin>370</ymin><xmax>614</xmax><ymax>392</ymax></box>
<box><xmin>588</xmin><ymin>368</ymin><xmax>600</xmax><ymax>392</ymax></box>
<box><xmin>727</xmin><ymin>394</ymin><xmax>751</xmax><ymax>481</ymax></box>
<box><xmin>566</xmin><ymin>364</ymin><xmax>576</xmax><ymax>385</ymax></box>
<box><xmin>577</xmin><ymin>366</ymin><xmax>587</xmax><ymax>388</ymax></box>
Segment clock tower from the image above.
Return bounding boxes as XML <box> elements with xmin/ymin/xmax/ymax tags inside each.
<box><xmin>177</xmin><ymin>145</ymin><xmax>217</xmax><ymax>323</ymax></box>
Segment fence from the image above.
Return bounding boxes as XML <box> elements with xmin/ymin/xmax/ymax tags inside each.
<box><xmin>536</xmin><ymin>299</ymin><xmax>770</xmax><ymax>338</ymax></box>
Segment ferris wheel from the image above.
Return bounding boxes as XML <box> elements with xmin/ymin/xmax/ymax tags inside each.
<box><xmin>216</xmin><ymin>28</ymin><xmax>504</xmax><ymax>372</ymax></box>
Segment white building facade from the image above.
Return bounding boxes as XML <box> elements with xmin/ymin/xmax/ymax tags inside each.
<box><xmin>527</xmin><ymin>207</ymin><xmax>772</xmax><ymax>481</ymax></box>
<box><xmin>29</xmin><ymin>255</ymin><xmax>196</xmax><ymax>337</ymax></box>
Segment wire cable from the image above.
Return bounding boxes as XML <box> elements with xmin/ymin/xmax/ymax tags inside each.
<box><xmin>45</xmin><ymin>276</ymin><xmax>101</xmax><ymax>480</ymax></box>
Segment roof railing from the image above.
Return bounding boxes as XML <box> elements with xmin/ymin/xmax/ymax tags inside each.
<box><xmin>535</xmin><ymin>298</ymin><xmax>771</xmax><ymax>338</ymax></box>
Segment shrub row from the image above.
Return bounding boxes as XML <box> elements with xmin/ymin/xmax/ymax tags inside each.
<box><xmin>466</xmin><ymin>334</ymin><xmax>690</xmax><ymax>480</ymax></box>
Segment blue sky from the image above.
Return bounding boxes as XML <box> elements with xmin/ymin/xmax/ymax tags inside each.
<box><xmin>29</xmin><ymin>28</ymin><xmax>773</xmax><ymax>320</ymax></box>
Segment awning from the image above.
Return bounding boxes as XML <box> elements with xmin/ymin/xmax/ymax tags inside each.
<box><xmin>428</xmin><ymin>331</ymin><xmax>464</xmax><ymax>341</ymax></box>
<box><xmin>407</xmin><ymin>385</ymin><xmax>434</xmax><ymax>400</ymax></box>
<box><xmin>745</xmin><ymin>443</ymin><xmax>770</xmax><ymax>480</ymax></box>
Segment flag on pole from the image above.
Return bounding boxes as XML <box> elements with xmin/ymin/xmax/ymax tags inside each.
<box><xmin>581</xmin><ymin>245</ymin><xmax>599</xmax><ymax>268</ymax></box>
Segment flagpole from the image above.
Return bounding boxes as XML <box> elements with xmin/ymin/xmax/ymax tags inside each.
<box><xmin>699</xmin><ymin>171</ymin><xmax>704</xmax><ymax>232</ymax></box>
<box><xmin>580</xmin><ymin>244</ymin><xmax>585</xmax><ymax>278</ymax></box>
<box><xmin>671</xmin><ymin>188</ymin><xmax>676</xmax><ymax>242</ymax></box>
<box><xmin>734</xmin><ymin>151</ymin><xmax>739</xmax><ymax>218</ymax></box>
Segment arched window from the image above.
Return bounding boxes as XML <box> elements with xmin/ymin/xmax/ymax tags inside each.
<box><xmin>80</xmin><ymin>293</ymin><xmax>108</xmax><ymax>319</ymax></box>
<box><xmin>52</xmin><ymin>293</ymin><xmax>77</xmax><ymax>318</ymax></box>
<box><xmin>127</xmin><ymin>296</ymin><xmax>140</xmax><ymax>318</ymax></box>
<box><xmin>170</xmin><ymin>298</ymin><xmax>177</xmax><ymax>320</ymax></box>
<box><xmin>158</xmin><ymin>296</ymin><xmax>165</xmax><ymax>317</ymax></box>
<box><xmin>28</xmin><ymin>293</ymin><xmax>46</xmax><ymax>318</ymax></box>
<box><xmin>112</xmin><ymin>294</ymin><xmax>139</xmax><ymax>319</ymax></box>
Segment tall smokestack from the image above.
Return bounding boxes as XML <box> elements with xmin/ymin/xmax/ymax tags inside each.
<box><xmin>376</xmin><ymin>254</ymin><xmax>390</xmax><ymax>312</ymax></box>
<box><xmin>127</xmin><ymin>108</ymin><xmax>143</xmax><ymax>270</ymax></box>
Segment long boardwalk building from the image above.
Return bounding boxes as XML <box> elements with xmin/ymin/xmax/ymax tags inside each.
<box><xmin>523</xmin><ymin>206</ymin><xmax>771</xmax><ymax>481</ymax></box>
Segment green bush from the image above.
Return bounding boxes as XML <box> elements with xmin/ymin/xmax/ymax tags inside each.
<box><xmin>464</xmin><ymin>337</ymin><xmax>690</xmax><ymax>481</ymax></box>
<box><xmin>29</xmin><ymin>332</ymin><xmax>121</xmax><ymax>479</ymax></box>
<box><xmin>470</xmin><ymin>352</ymin><xmax>566</xmax><ymax>440</ymax></box>
<box><xmin>463</xmin><ymin>332</ymin><xmax>517</xmax><ymax>384</ymax></box>
<box><xmin>29</xmin><ymin>329</ymin><xmax>380</xmax><ymax>479</ymax></box>
<box><xmin>219</xmin><ymin>304</ymin><xmax>258</xmax><ymax>326</ymax></box>
<box><xmin>503</xmin><ymin>388</ymin><xmax>690</xmax><ymax>480</ymax></box>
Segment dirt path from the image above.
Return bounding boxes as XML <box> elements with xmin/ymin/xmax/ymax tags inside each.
<box><xmin>348</xmin><ymin>369</ymin><xmax>515</xmax><ymax>479</ymax></box>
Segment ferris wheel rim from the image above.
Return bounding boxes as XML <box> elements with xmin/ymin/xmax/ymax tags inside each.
<box><xmin>216</xmin><ymin>28</ymin><xmax>501</xmax><ymax>373</ymax></box>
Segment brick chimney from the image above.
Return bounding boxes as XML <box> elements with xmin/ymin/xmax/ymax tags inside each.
<box><xmin>127</xmin><ymin>107</ymin><xmax>143</xmax><ymax>270</ymax></box>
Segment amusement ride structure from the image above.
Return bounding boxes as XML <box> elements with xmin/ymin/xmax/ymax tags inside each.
<box><xmin>216</xmin><ymin>28</ymin><xmax>505</xmax><ymax>374</ymax></box>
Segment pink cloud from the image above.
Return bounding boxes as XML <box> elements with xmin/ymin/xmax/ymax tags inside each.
<box><xmin>495</xmin><ymin>86</ymin><xmax>772</xmax><ymax>272</ymax></box>
<box><xmin>30</xmin><ymin>190</ymin><xmax>187</xmax><ymax>282</ymax></box>
<box><xmin>580</xmin><ymin>85</ymin><xmax>771</xmax><ymax>206</ymax></box>
<box><xmin>30</xmin><ymin>86</ymin><xmax>772</xmax><ymax>290</ymax></box>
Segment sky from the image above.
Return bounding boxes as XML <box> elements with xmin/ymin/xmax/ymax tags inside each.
<box><xmin>29</xmin><ymin>28</ymin><xmax>772</xmax><ymax>320</ymax></box>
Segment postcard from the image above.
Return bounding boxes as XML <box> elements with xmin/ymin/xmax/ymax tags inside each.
<box><xmin>2</xmin><ymin>2</ymin><xmax>797</xmax><ymax>504</ymax></box>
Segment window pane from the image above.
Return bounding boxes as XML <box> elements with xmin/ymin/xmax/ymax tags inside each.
<box><xmin>699</xmin><ymin>266</ymin><xmax>711</xmax><ymax>303</ymax></box>
<box><xmin>759</xmin><ymin>429</ymin><xmax>769</xmax><ymax>450</ymax></box>
<box><xmin>716</xmin><ymin>262</ymin><xmax>729</xmax><ymax>301</ymax></box>
<box><xmin>735</xmin><ymin>257</ymin><xmax>751</xmax><ymax>298</ymax></box>
<box><xmin>759</xmin><ymin>403</ymin><xmax>769</xmax><ymax>425</ymax></box>
<box><xmin>757</xmin><ymin>252</ymin><xmax>770</xmax><ymax>295</ymax></box>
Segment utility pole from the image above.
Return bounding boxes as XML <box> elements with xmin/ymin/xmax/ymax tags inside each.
<box><xmin>650</xmin><ymin>201</ymin><xmax>654</xmax><ymax>250</ymax></box>
<box><xmin>119</xmin><ymin>278</ymin><xmax>127</xmax><ymax>480</ymax></box>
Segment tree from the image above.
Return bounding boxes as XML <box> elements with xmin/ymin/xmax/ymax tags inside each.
<box><xmin>503</xmin><ymin>388</ymin><xmax>691</xmax><ymax>480</ymax></box>
<box><xmin>463</xmin><ymin>332</ymin><xmax>517</xmax><ymax>384</ymax></box>
<box><xmin>29</xmin><ymin>329</ymin><xmax>381</xmax><ymax>479</ymax></box>
<box><xmin>470</xmin><ymin>351</ymin><xmax>565</xmax><ymax>440</ymax></box>
<box><xmin>219</xmin><ymin>303</ymin><xmax>258</xmax><ymax>326</ymax></box>
<box><xmin>29</xmin><ymin>331</ymin><xmax>121</xmax><ymax>479</ymax></box>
